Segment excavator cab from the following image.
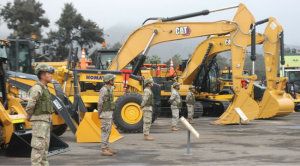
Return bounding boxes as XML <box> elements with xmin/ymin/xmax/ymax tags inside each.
<box><xmin>0</xmin><ymin>39</ymin><xmax>69</xmax><ymax>157</ymax></box>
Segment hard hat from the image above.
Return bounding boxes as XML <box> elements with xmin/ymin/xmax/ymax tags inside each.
<box><xmin>173</xmin><ymin>82</ymin><xmax>181</xmax><ymax>87</ymax></box>
<box><xmin>103</xmin><ymin>73</ymin><xmax>116</xmax><ymax>83</ymax></box>
<box><xmin>189</xmin><ymin>85</ymin><xmax>195</xmax><ymax>89</ymax></box>
<box><xmin>35</xmin><ymin>64</ymin><xmax>54</xmax><ymax>75</ymax></box>
<box><xmin>144</xmin><ymin>79</ymin><xmax>154</xmax><ymax>86</ymax></box>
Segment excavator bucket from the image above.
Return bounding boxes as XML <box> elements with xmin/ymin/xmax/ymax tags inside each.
<box><xmin>257</xmin><ymin>90</ymin><xmax>295</xmax><ymax>118</ymax></box>
<box><xmin>76</xmin><ymin>112</ymin><xmax>123</xmax><ymax>143</ymax></box>
<box><xmin>5</xmin><ymin>130</ymin><xmax>69</xmax><ymax>157</ymax></box>
<box><xmin>211</xmin><ymin>88</ymin><xmax>259</xmax><ymax>125</ymax></box>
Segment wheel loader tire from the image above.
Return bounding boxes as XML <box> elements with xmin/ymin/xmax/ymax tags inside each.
<box><xmin>52</xmin><ymin>124</ymin><xmax>68</xmax><ymax>136</ymax></box>
<box><xmin>114</xmin><ymin>93</ymin><xmax>143</xmax><ymax>133</ymax></box>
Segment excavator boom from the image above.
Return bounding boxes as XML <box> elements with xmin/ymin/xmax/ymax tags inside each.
<box><xmin>108</xmin><ymin>4</ymin><xmax>254</xmax><ymax>71</ymax></box>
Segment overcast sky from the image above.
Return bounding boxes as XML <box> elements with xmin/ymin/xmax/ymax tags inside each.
<box><xmin>0</xmin><ymin>0</ymin><xmax>299</xmax><ymax>45</ymax></box>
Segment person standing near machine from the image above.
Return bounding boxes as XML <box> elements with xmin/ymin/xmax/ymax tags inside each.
<box><xmin>98</xmin><ymin>74</ymin><xmax>117</xmax><ymax>156</ymax></box>
<box><xmin>186</xmin><ymin>85</ymin><xmax>196</xmax><ymax>124</ymax></box>
<box><xmin>140</xmin><ymin>79</ymin><xmax>155</xmax><ymax>141</ymax></box>
<box><xmin>168</xmin><ymin>82</ymin><xmax>182</xmax><ymax>131</ymax></box>
<box><xmin>26</xmin><ymin>64</ymin><xmax>54</xmax><ymax>166</ymax></box>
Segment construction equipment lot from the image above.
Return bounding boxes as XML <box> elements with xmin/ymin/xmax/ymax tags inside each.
<box><xmin>2</xmin><ymin>113</ymin><xmax>300</xmax><ymax>165</ymax></box>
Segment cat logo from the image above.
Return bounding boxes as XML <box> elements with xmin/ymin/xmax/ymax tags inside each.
<box><xmin>175</xmin><ymin>26</ymin><xmax>191</xmax><ymax>36</ymax></box>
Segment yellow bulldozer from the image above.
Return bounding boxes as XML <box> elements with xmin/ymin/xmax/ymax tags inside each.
<box><xmin>0</xmin><ymin>39</ymin><xmax>69</xmax><ymax>157</ymax></box>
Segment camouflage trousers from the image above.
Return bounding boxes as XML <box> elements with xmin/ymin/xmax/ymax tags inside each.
<box><xmin>143</xmin><ymin>108</ymin><xmax>152</xmax><ymax>135</ymax></box>
<box><xmin>171</xmin><ymin>107</ymin><xmax>179</xmax><ymax>127</ymax></box>
<box><xmin>30</xmin><ymin>121</ymin><xmax>51</xmax><ymax>166</ymax></box>
<box><xmin>100</xmin><ymin>118</ymin><xmax>112</xmax><ymax>149</ymax></box>
<box><xmin>187</xmin><ymin>104</ymin><xmax>194</xmax><ymax>120</ymax></box>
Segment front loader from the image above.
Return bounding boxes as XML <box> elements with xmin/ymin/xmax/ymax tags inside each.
<box><xmin>5</xmin><ymin>39</ymin><xmax>124</xmax><ymax>142</ymax></box>
<box><xmin>0</xmin><ymin>39</ymin><xmax>69</xmax><ymax>157</ymax></box>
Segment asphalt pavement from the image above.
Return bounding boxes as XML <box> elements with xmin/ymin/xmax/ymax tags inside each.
<box><xmin>1</xmin><ymin>113</ymin><xmax>300</xmax><ymax>165</ymax></box>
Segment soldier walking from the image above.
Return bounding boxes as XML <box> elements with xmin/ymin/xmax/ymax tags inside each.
<box><xmin>168</xmin><ymin>82</ymin><xmax>182</xmax><ymax>131</ymax></box>
<box><xmin>98</xmin><ymin>74</ymin><xmax>117</xmax><ymax>156</ymax></box>
<box><xmin>26</xmin><ymin>64</ymin><xmax>54</xmax><ymax>166</ymax></box>
<box><xmin>186</xmin><ymin>85</ymin><xmax>196</xmax><ymax>124</ymax></box>
<box><xmin>140</xmin><ymin>79</ymin><xmax>154</xmax><ymax>141</ymax></box>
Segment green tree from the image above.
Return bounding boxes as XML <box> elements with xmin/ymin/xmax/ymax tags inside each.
<box><xmin>110</xmin><ymin>42</ymin><xmax>122</xmax><ymax>50</ymax></box>
<box><xmin>45</xmin><ymin>3</ymin><xmax>104</xmax><ymax>61</ymax></box>
<box><xmin>216</xmin><ymin>56</ymin><xmax>231</xmax><ymax>70</ymax></box>
<box><xmin>0</xmin><ymin>0</ymin><xmax>50</xmax><ymax>39</ymax></box>
<box><xmin>172</xmin><ymin>54</ymin><xmax>182</xmax><ymax>67</ymax></box>
<box><xmin>145</xmin><ymin>54</ymin><xmax>161</xmax><ymax>64</ymax></box>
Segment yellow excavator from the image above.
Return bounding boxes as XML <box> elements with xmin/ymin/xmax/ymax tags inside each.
<box><xmin>255</xmin><ymin>17</ymin><xmax>294</xmax><ymax>118</ymax></box>
<box><xmin>0</xmin><ymin>39</ymin><xmax>69</xmax><ymax>157</ymax></box>
<box><xmin>107</xmin><ymin>3</ymin><xmax>261</xmax><ymax>124</ymax></box>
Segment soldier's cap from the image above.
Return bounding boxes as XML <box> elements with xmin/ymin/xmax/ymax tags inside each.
<box><xmin>144</xmin><ymin>79</ymin><xmax>154</xmax><ymax>86</ymax></box>
<box><xmin>173</xmin><ymin>82</ymin><xmax>181</xmax><ymax>87</ymax></box>
<box><xmin>103</xmin><ymin>73</ymin><xmax>116</xmax><ymax>82</ymax></box>
<box><xmin>189</xmin><ymin>85</ymin><xmax>195</xmax><ymax>89</ymax></box>
<box><xmin>35</xmin><ymin>64</ymin><xmax>54</xmax><ymax>75</ymax></box>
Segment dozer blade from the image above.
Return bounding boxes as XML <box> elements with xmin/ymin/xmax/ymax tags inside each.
<box><xmin>257</xmin><ymin>90</ymin><xmax>294</xmax><ymax>119</ymax></box>
<box><xmin>76</xmin><ymin>112</ymin><xmax>123</xmax><ymax>143</ymax></box>
<box><xmin>5</xmin><ymin>130</ymin><xmax>69</xmax><ymax>157</ymax></box>
<box><xmin>211</xmin><ymin>89</ymin><xmax>259</xmax><ymax>125</ymax></box>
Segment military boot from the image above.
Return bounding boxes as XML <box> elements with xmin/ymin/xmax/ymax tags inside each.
<box><xmin>107</xmin><ymin>148</ymin><xmax>117</xmax><ymax>154</ymax></box>
<box><xmin>171</xmin><ymin>126</ymin><xmax>179</xmax><ymax>131</ymax></box>
<box><xmin>101</xmin><ymin>148</ymin><xmax>113</xmax><ymax>156</ymax></box>
<box><xmin>189</xmin><ymin>119</ymin><xmax>195</xmax><ymax>124</ymax></box>
<box><xmin>144</xmin><ymin>135</ymin><xmax>154</xmax><ymax>141</ymax></box>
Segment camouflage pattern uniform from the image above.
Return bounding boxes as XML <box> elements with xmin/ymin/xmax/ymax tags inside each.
<box><xmin>186</xmin><ymin>91</ymin><xmax>195</xmax><ymax>120</ymax></box>
<box><xmin>140</xmin><ymin>87</ymin><xmax>153</xmax><ymax>135</ymax></box>
<box><xmin>97</xmin><ymin>85</ymin><xmax>114</xmax><ymax>149</ymax></box>
<box><xmin>26</xmin><ymin>82</ymin><xmax>52</xmax><ymax>166</ymax></box>
<box><xmin>169</xmin><ymin>88</ymin><xmax>182</xmax><ymax>127</ymax></box>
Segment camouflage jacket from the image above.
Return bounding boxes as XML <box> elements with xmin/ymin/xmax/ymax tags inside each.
<box><xmin>98</xmin><ymin>85</ymin><xmax>113</xmax><ymax>118</ymax></box>
<box><xmin>141</xmin><ymin>87</ymin><xmax>153</xmax><ymax>111</ymax></box>
<box><xmin>186</xmin><ymin>91</ymin><xmax>195</xmax><ymax>105</ymax></box>
<box><xmin>25</xmin><ymin>82</ymin><xmax>52</xmax><ymax>122</ymax></box>
<box><xmin>169</xmin><ymin>89</ymin><xmax>182</xmax><ymax>108</ymax></box>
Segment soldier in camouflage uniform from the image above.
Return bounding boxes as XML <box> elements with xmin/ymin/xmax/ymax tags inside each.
<box><xmin>98</xmin><ymin>73</ymin><xmax>117</xmax><ymax>156</ymax></box>
<box><xmin>140</xmin><ymin>79</ymin><xmax>154</xmax><ymax>141</ymax></box>
<box><xmin>168</xmin><ymin>82</ymin><xmax>182</xmax><ymax>131</ymax></box>
<box><xmin>186</xmin><ymin>85</ymin><xmax>196</xmax><ymax>124</ymax></box>
<box><xmin>25</xmin><ymin>64</ymin><xmax>54</xmax><ymax>166</ymax></box>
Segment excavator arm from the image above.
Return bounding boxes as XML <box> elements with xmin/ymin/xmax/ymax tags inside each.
<box><xmin>178</xmin><ymin>34</ymin><xmax>266</xmax><ymax>85</ymax></box>
<box><xmin>107</xmin><ymin>4</ymin><xmax>254</xmax><ymax>72</ymax></box>
<box><xmin>257</xmin><ymin>17</ymin><xmax>294</xmax><ymax>118</ymax></box>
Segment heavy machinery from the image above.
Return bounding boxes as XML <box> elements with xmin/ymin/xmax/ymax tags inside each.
<box><xmin>5</xmin><ymin>38</ymin><xmax>124</xmax><ymax>142</ymax></box>
<box><xmin>0</xmin><ymin>39</ymin><xmax>69</xmax><ymax>157</ymax></box>
<box><xmin>107</xmin><ymin>4</ymin><xmax>294</xmax><ymax>124</ymax></box>
<box><xmin>106</xmin><ymin>3</ymin><xmax>262</xmax><ymax>124</ymax></box>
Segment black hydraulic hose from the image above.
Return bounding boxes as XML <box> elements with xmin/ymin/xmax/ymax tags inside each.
<box><xmin>142</xmin><ymin>17</ymin><xmax>159</xmax><ymax>25</ymax></box>
<box><xmin>280</xmin><ymin>32</ymin><xmax>285</xmax><ymax>65</ymax></box>
<box><xmin>251</xmin><ymin>25</ymin><xmax>256</xmax><ymax>61</ymax></box>
<box><xmin>193</xmin><ymin>43</ymin><xmax>213</xmax><ymax>91</ymax></box>
<box><xmin>162</xmin><ymin>10</ymin><xmax>210</xmax><ymax>22</ymax></box>
<box><xmin>255</xmin><ymin>18</ymin><xmax>269</xmax><ymax>26</ymax></box>
<box><xmin>200</xmin><ymin>56</ymin><xmax>217</xmax><ymax>92</ymax></box>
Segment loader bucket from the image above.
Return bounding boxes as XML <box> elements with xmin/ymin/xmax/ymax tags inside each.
<box><xmin>211</xmin><ymin>88</ymin><xmax>259</xmax><ymax>125</ymax></box>
<box><xmin>76</xmin><ymin>112</ymin><xmax>123</xmax><ymax>143</ymax></box>
<box><xmin>5</xmin><ymin>130</ymin><xmax>70</xmax><ymax>157</ymax></box>
<box><xmin>257</xmin><ymin>90</ymin><xmax>294</xmax><ymax>119</ymax></box>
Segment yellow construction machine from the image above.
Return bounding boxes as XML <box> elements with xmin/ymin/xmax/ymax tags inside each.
<box><xmin>255</xmin><ymin>17</ymin><xmax>294</xmax><ymax>118</ymax></box>
<box><xmin>5</xmin><ymin>39</ymin><xmax>124</xmax><ymax>142</ymax></box>
<box><xmin>0</xmin><ymin>39</ymin><xmax>69</xmax><ymax>157</ymax></box>
<box><xmin>107</xmin><ymin>3</ymin><xmax>261</xmax><ymax>124</ymax></box>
